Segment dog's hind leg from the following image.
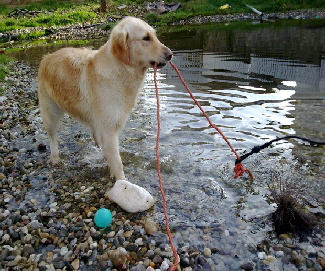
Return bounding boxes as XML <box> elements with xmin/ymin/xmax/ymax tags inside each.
<box><xmin>39</xmin><ymin>94</ymin><xmax>64</xmax><ymax>164</ymax></box>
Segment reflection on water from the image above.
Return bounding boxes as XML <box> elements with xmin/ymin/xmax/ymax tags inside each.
<box><xmin>6</xmin><ymin>19</ymin><xmax>325</xmax><ymax>269</ymax></box>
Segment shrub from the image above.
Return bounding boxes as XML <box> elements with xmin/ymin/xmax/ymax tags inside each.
<box><xmin>268</xmin><ymin>178</ymin><xmax>317</xmax><ymax>236</ymax></box>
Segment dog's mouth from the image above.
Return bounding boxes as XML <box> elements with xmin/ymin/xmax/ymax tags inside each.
<box><xmin>150</xmin><ymin>61</ymin><xmax>167</xmax><ymax>69</ymax></box>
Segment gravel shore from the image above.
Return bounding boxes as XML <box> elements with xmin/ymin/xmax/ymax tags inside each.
<box><xmin>1</xmin><ymin>58</ymin><xmax>325</xmax><ymax>271</ymax></box>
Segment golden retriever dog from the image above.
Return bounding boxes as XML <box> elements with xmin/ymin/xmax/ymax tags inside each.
<box><xmin>38</xmin><ymin>16</ymin><xmax>173</xmax><ymax>183</ymax></box>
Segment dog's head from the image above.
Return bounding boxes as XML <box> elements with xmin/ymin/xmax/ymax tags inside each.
<box><xmin>110</xmin><ymin>17</ymin><xmax>172</xmax><ymax>69</ymax></box>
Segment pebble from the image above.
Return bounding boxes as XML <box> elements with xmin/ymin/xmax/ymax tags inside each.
<box><xmin>317</xmin><ymin>257</ymin><xmax>325</xmax><ymax>269</ymax></box>
<box><xmin>275</xmin><ymin>250</ymin><xmax>284</xmax><ymax>258</ymax></box>
<box><xmin>71</xmin><ymin>258</ymin><xmax>80</xmax><ymax>269</ymax></box>
<box><xmin>203</xmin><ymin>247</ymin><xmax>212</xmax><ymax>257</ymax></box>
<box><xmin>160</xmin><ymin>260</ymin><xmax>169</xmax><ymax>271</ymax></box>
<box><xmin>144</xmin><ymin>219</ymin><xmax>159</xmax><ymax>235</ymax></box>
<box><xmin>258</xmin><ymin>252</ymin><xmax>266</xmax><ymax>259</ymax></box>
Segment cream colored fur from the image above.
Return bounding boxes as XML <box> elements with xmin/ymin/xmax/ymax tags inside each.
<box><xmin>38</xmin><ymin>17</ymin><xmax>172</xmax><ymax>183</ymax></box>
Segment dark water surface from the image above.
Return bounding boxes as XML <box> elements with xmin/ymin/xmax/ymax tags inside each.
<box><xmin>7</xmin><ymin>19</ymin><xmax>325</xmax><ymax>270</ymax></box>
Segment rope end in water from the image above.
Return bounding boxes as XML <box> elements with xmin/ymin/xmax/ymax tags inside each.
<box><xmin>234</xmin><ymin>162</ymin><xmax>254</xmax><ymax>179</ymax></box>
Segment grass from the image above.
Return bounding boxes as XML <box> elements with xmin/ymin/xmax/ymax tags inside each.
<box><xmin>0</xmin><ymin>0</ymin><xmax>324</xmax><ymax>35</ymax></box>
<box><xmin>0</xmin><ymin>0</ymin><xmax>98</xmax><ymax>33</ymax></box>
<box><xmin>0</xmin><ymin>0</ymin><xmax>324</xmax><ymax>41</ymax></box>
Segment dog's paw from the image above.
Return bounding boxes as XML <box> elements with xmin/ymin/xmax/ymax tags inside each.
<box><xmin>49</xmin><ymin>155</ymin><xmax>61</xmax><ymax>165</ymax></box>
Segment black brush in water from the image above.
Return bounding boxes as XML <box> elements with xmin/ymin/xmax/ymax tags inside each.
<box><xmin>270</xmin><ymin>187</ymin><xmax>317</xmax><ymax>236</ymax></box>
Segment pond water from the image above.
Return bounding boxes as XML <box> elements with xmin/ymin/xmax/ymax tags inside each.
<box><xmin>7</xmin><ymin>19</ymin><xmax>325</xmax><ymax>270</ymax></box>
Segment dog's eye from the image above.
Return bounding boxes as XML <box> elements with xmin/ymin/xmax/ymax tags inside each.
<box><xmin>143</xmin><ymin>35</ymin><xmax>151</xmax><ymax>41</ymax></box>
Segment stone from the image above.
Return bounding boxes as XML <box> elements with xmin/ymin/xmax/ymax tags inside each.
<box><xmin>106</xmin><ymin>180</ymin><xmax>155</xmax><ymax>212</ymax></box>
<box><xmin>152</xmin><ymin>255</ymin><xmax>163</xmax><ymax>264</ymax></box>
<box><xmin>71</xmin><ymin>258</ymin><xmax>80</xmax><ymax>270</ymax></box>
<box><xmin>131</xmin><ymin>265</ymin><xmax>146</xmax><ymax>271</ymax></box>
<box><xmin>240</xmin><ymin>262</ymin><xmax>254</xmax><ymax>271</ymax></box>
<box><xmin>317</xmin><ymin>257</ymin><xmax>325</xmax><ymax>269</ymax></box>
<box><xmin>160</xmin><ymin>260</ymin><xmax>169</xmax><ymax>271</ymax></box>
<box><xmin>258</xmin><ymin>252</ymin><xmax>266</xmax><ymax>259</ymax></box>
<box><xmin>107</xmin><ymin>248</ymin><xmax>127</xmax><ymax>266</ymax></box>
<box><xmin>275</xmin><ymin>250</ymin><xmax>284</xmax><ymax>258</ymax></box>
<box><xmin>0</xmin><ymin>248</ymin><xmax>9</xmax><ymax>261</ymax></box>
<box><xmin>144</xmin><ymin>219</ymin><xmax>159</xmax><ymax>235</ymax></box>
<box><xmin>291</xmin><ymin>256</ymin><xmax>302</xmax><ymax>267</ymax></box>
<box><xmin>23</xmin><ymin>244</ymin><xmax>35</xmax><ymax>257</ymax></box>
<box><xmin>203</xmin><ymin>248</ymin><xmax>212</xmax><ymax>257</ymax></box>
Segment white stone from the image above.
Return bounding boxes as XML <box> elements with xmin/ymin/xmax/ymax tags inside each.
<box><xmin>258</xmin><ymin>252</ymin><xmax>266</xmax><ymax>259</ymax></box>
<box><xmin>20</xmin><ymin>226</ymin><xmax>28</xmax><ymax>235</ymax></box>
<box><xmin>275</xmin><ymin>251</ymin><xmax>284</xmax><ymax>258</ymax></box>
<box><xmin>1</xmin><ymin>233</ymin><xmax>10</xmax><ymax>243</ymax></box>
<box><xmin>90</xmin><ymin>242</ymin><xmax>98</xmax><ymax>249</ymax></box>
<box><xmin>60</xmin><ymin>247</ymin><xmax>69</xmax><ymax>256</ymax></box>
<box><xmin>160</xmin><ymin>260</ymin><xmax>169</xmax><ymax>271</ymax></box>
<box><xmin>106</xmin><ymin>180</ymin><xmax>155</xmax><ymax>213</ymax></box>
<box><xmin>0</xmin><ymin>96</ymin><xmax>7</xmax><ymax>102</ymax></box>
<box><xmin>203</xmin><ymin>248</ymin><xmax>212</xmax><ymax>257</ymax></box>
<box><xmin>135</xmin><ymin>238</ymin><xmax>144</xmax><ymax>245</ymax></box>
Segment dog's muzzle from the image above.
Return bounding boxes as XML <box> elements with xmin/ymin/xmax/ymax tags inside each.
<box><xmin>151</xmin><ymin>47</ymin><xmax>173</xmax><ymax>69</ymax></box>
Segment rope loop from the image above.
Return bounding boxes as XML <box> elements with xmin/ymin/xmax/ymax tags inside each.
<box><xmin>234</xmin><ymin>162</ymin><xmax>254</xmax><ymax>179</ymax></box>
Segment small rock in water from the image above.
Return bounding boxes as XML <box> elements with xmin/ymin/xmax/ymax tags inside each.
<box><xmin>258</xmin><ymin>252</ymin><xmax>266</xmax><ymax>259</ymax></box>
<box><xmin>275</xmin><ymin>250</ymin><xmax>284</xmax><ymax>258</ymax></box>
<box><xmin>240</xmin><ymin>262</ymin><xmax>254</xmax><ymax>270</ymax></box>
<box><xmin>203</xmin><ymin>247</ymin><xmax>212</xmax><ymax>257</ymax></box>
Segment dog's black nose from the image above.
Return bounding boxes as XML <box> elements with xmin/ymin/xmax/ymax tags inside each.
<box><xmin>165</xmin><ymin>49</ymin><xmax>173</xmax><ymax>61</ymax></box>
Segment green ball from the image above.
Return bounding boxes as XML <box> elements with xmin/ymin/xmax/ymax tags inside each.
<box><xmin>94</xmin><ymin>208</ymin><xmax>113</xmax><ymax>228</ymax></box>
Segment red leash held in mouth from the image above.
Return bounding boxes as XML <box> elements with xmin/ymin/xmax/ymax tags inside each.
<box><xmin>153</xmin><ymin>61</ymin><xmax>253</xmax><ymax>270</ymax></box>
<box><xmin>153</xmin><ymin>64</ymin><xmax>179</xmax><ymax>271</ymax></box>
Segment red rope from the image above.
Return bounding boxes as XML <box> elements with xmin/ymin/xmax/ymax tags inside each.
<box><xmin>169</xmin><ymin>61</ymin><xmax>253</xmax><ymax>179</ymax></box>
<box><xmin>152</xmin><ymin>61</ymin><xmax>253</xmax><ymax>271</ymax></box>
<box><xmin>154</xmin><ymin>65</ymin><xmax>179</xmax><ymax>271</ymax></box>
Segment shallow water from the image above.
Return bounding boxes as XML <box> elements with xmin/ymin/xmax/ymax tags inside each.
<box><xmin>6</xmin><ymin>19</ymin><xmax>325</xmax><ymax>269</ymax></box>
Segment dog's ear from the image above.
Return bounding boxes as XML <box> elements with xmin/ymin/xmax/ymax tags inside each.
<box><xmin>111</xmin><ymin>32</ymin><xmax>130</xmax><ymax>65</ymax></box>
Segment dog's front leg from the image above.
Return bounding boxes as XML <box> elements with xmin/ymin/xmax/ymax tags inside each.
<box><xmin>101</xmin><ymin>132</ymin><xmax>125</xmax><ymax>181</ymax></box>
